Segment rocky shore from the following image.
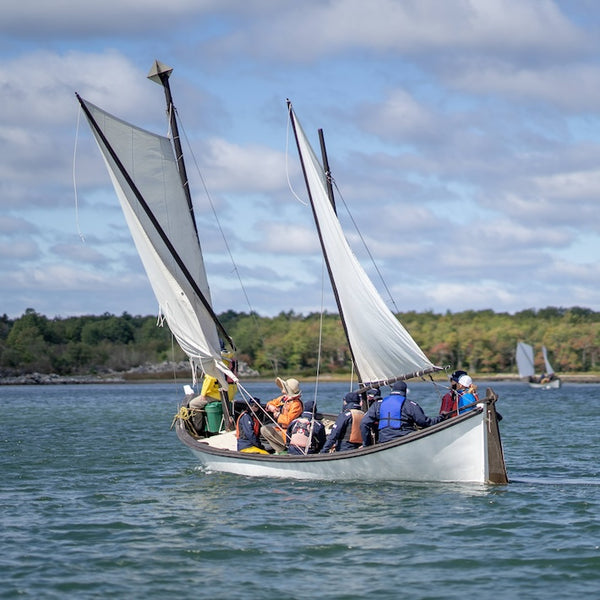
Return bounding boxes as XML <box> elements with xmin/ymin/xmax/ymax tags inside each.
<box><xmin>2</xmin><ymin>358</ymin><xmax>599</xmax><ymax>386</ymax></box>
<box><xmin>0</xmin><ymin>360</ymin><xmax>260</xmax><ymax>385</ymax></box>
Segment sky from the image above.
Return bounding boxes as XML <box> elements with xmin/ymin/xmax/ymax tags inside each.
<box><xmin>2</xmin><ymin>0</ymin><xmax>600</xmax><ymax>321</ymax></box>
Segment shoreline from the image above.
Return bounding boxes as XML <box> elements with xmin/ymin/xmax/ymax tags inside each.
<box><xmin>2</xmin><ymin>372</ymin><xmax>600</xmax><ymax>385</ymax></box>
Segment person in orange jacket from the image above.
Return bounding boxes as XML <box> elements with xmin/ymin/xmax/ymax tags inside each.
<box><xmin>260</xmin><ymin>377</ymin><xmax>303</xmax><ymax>453</ymax></box>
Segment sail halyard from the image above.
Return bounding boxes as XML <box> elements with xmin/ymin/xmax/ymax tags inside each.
<box><xmin>76</xmin><ymin>94</ymin><xmax>235</xmax><ymax>385</ymax></box>
<box><xmin>288</xmin><ymin>102</ymin><xmax>440</xmax><ymax>385</ymax></box>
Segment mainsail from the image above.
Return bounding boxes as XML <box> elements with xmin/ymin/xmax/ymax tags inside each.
<box><xmin>77</xmin><ymin>95</ymin><xmax>231</xmax><ymax>386</ymax></box>
<box><xmin>516</xmin><ymin>342</ymin><xmax>535</xmax><ymax>378</ymax></box>
<box><xmin>288</xmin><ymin>103</ymin><xmax>440</xmax><ymax>386</ymax></box>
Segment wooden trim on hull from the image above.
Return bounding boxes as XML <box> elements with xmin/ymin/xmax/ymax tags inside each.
<box><xmin>485</xmin><ymin>388</ymin><xmax>509</xmax><ymax>484</ymax></box>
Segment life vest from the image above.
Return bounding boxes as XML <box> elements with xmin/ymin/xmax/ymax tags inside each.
<box><xmin>235</xmin><ymin>411</ymin><xmax>260</xmax><ymax>440</ymax></box>
<box><xmin>289</xmin><ymin>417</ymin><xmax>313</xmax><ymax>449</ymax></box>
<box><xmin>343</xmin><ymin>409</ymin><xmax>364</xmax><ymax>443</ymax></box>
<box><xmin>378</xmin><ymin>395</ymin><xmax>405</xmax><ymax>430</ymax></box>
<box><xmin>440</xmin><ymin>392</ymin><xmax>458</xmax><ymax>414</ymax></box>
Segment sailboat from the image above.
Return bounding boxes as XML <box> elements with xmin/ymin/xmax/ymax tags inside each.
<box><xmin>77</xmin><ymin>61</ymin><xmax>507</xmax><ymax>483</ymax></box>
<box><xmin>516</xmin><ymin>342</ymin><xmax>561</xmax><ymax>389</ymax></box>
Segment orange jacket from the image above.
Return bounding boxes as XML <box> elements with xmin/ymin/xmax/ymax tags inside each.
<box><xmin>266</xmin><ymin>395</ymin><xmax>303</xmax><ymax>430</ymax></box>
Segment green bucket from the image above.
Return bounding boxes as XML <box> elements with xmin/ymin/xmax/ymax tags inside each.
<box><xmin>205</xmin><ymin>401</ymin><xmax>223</xmax><ymax>433</ymax></box>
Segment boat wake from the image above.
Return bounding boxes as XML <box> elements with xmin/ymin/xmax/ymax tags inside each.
<box><xmin>511</xmin><ymin>476</ymin><xmax>600</xmax><ymax>486</ymax></box>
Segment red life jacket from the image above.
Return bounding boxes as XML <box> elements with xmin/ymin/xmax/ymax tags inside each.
<box><xmin>439</xmin><ymin>391</ymin><xmax>457</xmax><ymax>414</ymax></box>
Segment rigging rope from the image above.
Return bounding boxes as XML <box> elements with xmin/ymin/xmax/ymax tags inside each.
<box><xmin>285</xmin><ymin>109</ymin><xmax>309</xmax><ymax>206</ymax></box>
<box><xmin>72</xmin><ymin>107</ymin><xmax>86</xmax><ymax>243</ymax></box>
<box><xmin>331</xmin><ymin>178</ymin><xmax>400</xmax><ymax>315</ymax></box>
<box><xmin>175</xmin><ymin>112</ymin><xmax>280</xmax><ymax>376</ymax></box>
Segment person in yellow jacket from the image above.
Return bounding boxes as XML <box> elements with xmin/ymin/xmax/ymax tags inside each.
<box><xmin>188</xmin><ymin>352</ymin><xmax>238</xmax><ymax>430</ymax></box>
<box><xmin>260</xmin><ymin>377</ymin><xmax>303</xmax><ymax>453</ymax></box>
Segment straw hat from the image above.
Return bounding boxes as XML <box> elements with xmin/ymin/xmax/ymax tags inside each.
<box><xmin>276</xmin><ymin>377</ymin><xmax>301</xmax><ymax>397</ymax></box>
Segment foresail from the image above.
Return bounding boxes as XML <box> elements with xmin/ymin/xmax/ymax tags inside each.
<box><xmin>289</xmin><ymin>106</ymin><xmax>438</xmax><ymax>385</ymax></box>
<box><xmin>541</xmin><ymin>346</ymin><xmax>555</xmax><ymax>375</ymax></box>
<box><xmin>516</xmin><ymin>342</ymin><xmax>535</xmax><ymax>378</ymax></box>
<box><xmin>80</xmin><ymin>99</ymin><xmax>226</xmax><ymax>382</ymax></box>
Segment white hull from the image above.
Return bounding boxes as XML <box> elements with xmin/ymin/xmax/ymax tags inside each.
<box><xmin>528</xmin><ymin>378</ymin><xmax>561</xmax><ymax>390</ymax></box>
<box><xmin>176</xmin><ymin>397</ymin><xmax>507</xmax><ymax>484</ymax></box>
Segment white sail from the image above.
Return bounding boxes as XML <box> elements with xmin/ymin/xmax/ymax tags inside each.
<box><xmin>516</xmin><ymin>342</ymin><xmax>535</xmax><ymax>378</ymax></box>
<box><xmin>289</xmin><ymin>105</ymin><xmax>438</xmax><ymax>385</ymax></box>
<box><xmin>80</xmin><ymin>99</ymin><xmax>227</xmax><ymax>383</ymax></box>
<box><xmin>541</xmin><ymin>346</ymin><xmax>555</xmax><ymax>375</ymax></box>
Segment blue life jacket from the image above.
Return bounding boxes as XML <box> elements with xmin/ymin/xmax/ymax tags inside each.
<box><xmin>378</xmin><ymin>394</ymin><xmax>405</xmax><ymax>430</ymax></box>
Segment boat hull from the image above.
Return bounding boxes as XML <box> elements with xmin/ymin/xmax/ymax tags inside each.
<box><xmin>528</xmin><ymin>378</ymin><xmax>561</xmax><ymax>389</ymax></box>
<box><xmin>176</xmin><ymin>397</ymin><xmax>507</xmax><ymax>484</ymax></box>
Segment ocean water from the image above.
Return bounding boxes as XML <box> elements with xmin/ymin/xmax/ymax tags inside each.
<box><xmin>1</xmin><ymin>380</ymin><xmax>599</xmax><ymax>599</ymax></box>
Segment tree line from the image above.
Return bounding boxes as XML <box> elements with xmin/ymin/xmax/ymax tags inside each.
<box><xmin>1</xmin><ymin>306</ymin><xmax>599</xmax><ymax>378</ymax></box>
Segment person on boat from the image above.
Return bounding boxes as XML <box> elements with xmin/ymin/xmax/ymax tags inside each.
<box><xmin>188</xmin><ymin>350</ymin><xmax>238</xmax><ymax>412</ymax></box>
<box><xmin>361</xmin><ymin>380</ymin><xmax>446</xmax><ymax>445</ymax></box>
<box><xmin>366</xmin><ymin>387</ymin><xmax>381</xmax><ymax>409</ymax></box>
<box><xmin>439</xmin><ymin>369</ymin><xmax>468</xmax><ymax>417</ymax></box>
<box><xmin>236</xmin><ymin>398</ymin><xmax>267</xmax><ymax>453</ymax></box>
<box><xmin>260</xmin><ymin>377</ymin><xmax>304</xmax><ymax>453</ymax></box>
<box><xmin>455</xmin><ymin>374</ymin><xmax>479</xmax><ymax>414</ymax></box>
<box><xmin>286</xmin><ymin>399</ymin><xmax>326</xmax><ymax>455</ymax></box>
<box><xmin>320</xmin><ymin>391</ymin><xmax>364</xmax><ymax>453</ymax></box>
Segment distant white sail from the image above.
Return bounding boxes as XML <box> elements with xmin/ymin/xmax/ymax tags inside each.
<box><xmin>80</xmin><ymin>99</ymin><xmax>226</xmax><ymax>382</ymax></box>
<box><xmin>516</xmin><ymin>342</ymin><xmax>535</xmax><ymax>378</ymax></box>
<box><xmin>541</xmin><ymin>346</ymin><xmax>555</xmax><ymax>375</ymax></box>
<box><xmin>289</xmin><ymin>105</ymin><xmax>438</xmax><ymax>385</ymax></box>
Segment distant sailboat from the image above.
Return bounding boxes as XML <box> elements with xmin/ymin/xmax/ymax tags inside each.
<box><xmin>516</xmin><ymin>342</ymin><xmax>561</xmax><ymax>389</ymax></box>
<box><xmin>77</xmin><ymin>62</ymin><xmax>507</xmax><ymax>483</ymax></box>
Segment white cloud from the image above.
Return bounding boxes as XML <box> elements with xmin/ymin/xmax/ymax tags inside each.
<box><xmin>2</xmin><ymin>1</ymin><xmax>600</xmax><ymax>319</ymax></box>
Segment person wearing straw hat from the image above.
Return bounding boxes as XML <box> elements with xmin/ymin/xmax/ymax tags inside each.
<box><xmin>260</xmin><ymin>377</ymin><xmax>303</xmax><ymax>453</ymax></box>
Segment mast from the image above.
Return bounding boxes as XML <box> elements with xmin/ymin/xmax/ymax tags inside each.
<box><xmin>318</xmin><ymin>129</ymin><xmax>336</xmax><ymax>214</ymax></box>
<box><xmin>147</xmin><ymin>60</ymin><xmax>199</xmax><ymax>237</ymax></box>
<box><xmin>288</xmin><ymin>101</ymin><xmax>363</xmax><ymax>383</ymax></box>
<box><xmin>75</xmin><ymin>93</ymin><xmax>235</xmax><ymax>352</ymax></box>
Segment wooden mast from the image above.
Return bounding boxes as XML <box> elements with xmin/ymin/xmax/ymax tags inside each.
<box><xmin>147</xmin><ymin>60</ymin><xmax>235</xmax><ymax>428</ymax></box>
<box><xmin>147</xmin><ymin>60</ymin><xmax>198</xmax><ymax>237</ymax></box>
